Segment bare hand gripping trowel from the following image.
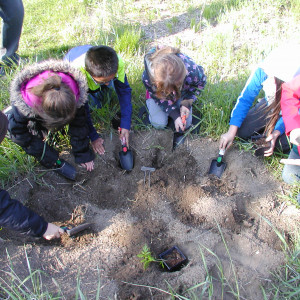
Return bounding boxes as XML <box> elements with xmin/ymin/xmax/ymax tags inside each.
<box><xmin>61</xmin><ymin>223</ymin><xmax>93</xmax><ymax>236</ymax></box>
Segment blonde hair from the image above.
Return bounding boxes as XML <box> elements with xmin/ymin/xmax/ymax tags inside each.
<box><xmin>149</xmin><ymin>46</ymin><xmax>186</xmax><ymax>100</ymax></box>
<box><xmin>30</xmin><ymin>74</ymin><xmax>76</xmax><ymax>131</ymax></box>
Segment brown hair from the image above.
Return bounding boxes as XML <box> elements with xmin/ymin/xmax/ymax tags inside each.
<box><xmin>30</xmin><ymin>74</ymin><xmax>77</xmax><ymax>131</ymax></box>
<box><xmin>264</xmin><ymin>77</ymin><xmax>285</xmax><ymax>136</ymax></box>
<box><xmin>149</xmin><ymin>46</ymin><xmax>186</xmax><ymax>100</ymax></box>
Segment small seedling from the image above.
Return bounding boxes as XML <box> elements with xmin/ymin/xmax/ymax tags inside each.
<box><xmin>137</xmin><ymin>244</ymin><xmax>164</xmax><ymax>270</ymax></box>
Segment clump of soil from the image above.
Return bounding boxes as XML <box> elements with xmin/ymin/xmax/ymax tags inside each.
<box><xmin>0</xmin><ymin>130</ymin><xmax>299</xmax><ymax>299</ymax></box>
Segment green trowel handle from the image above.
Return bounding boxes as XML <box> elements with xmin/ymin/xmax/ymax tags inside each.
<box><xmin>216</xmin><ymin>155</ymin><xmax>223</xmax><ymax>167</ymax></box>
<box><xmin>216</xmin><ymin>149</ymin><xmax>225</xmax><ymax>167</ymax></box>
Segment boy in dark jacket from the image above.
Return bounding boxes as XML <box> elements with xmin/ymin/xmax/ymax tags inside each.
<box><xmin>64</xmin><ymin>45</ymin><xmax>132</xmax><ymax>151</ymax></box>
<box><xmin>0</xmin><ymin>111</ymin><xmax>63</xmax><ymax>240</ymax></box>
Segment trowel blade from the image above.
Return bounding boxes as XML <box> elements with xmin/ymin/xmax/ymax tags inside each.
<box><xmin>208</xmin><ymin>159</ymin><xmax>227</xmax><ymax>178</ymax></box>
<box><xmin>66</xmin><ymin>223</ymin><xmax>93</xmax><ymax>236</ymax></box>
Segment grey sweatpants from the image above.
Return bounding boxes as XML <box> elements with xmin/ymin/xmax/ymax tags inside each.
<box><xmin>146</xmin><ymin>98</ymin><xmax>192</xmax><ymax>130</ymax></box>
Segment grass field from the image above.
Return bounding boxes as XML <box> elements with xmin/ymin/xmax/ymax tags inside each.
<box><xmin>0</xmin><ymin>0</ymin><xmax>299</xmax><ymax>298</ymax></box>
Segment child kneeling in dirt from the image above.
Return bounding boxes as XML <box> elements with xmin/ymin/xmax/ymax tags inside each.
<box><xmin>141</xmin><ymin>45</ymin><xmax>206</xmax><ymax>148</ymax></box>
<box><xmin>64</xmin><ymin>45</ymin><xmax>132</xmax><ymax>152</ymax></box>
<box><xmin>7</xmin><ymin>60</ymin><xmax>96</xmax><ymax>180</ymax></box>
<box><xmin>0</xmin><ymin>111</ymin><xmax>63</xmax><ymax>240</ymax></box>
<box><xmin>219</xmin><ymin>44</ymin><xmax>300</xmax><ymax>156</ymax></box>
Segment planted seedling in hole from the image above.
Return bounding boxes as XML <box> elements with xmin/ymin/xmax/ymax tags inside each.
<box><xmin>137</xmin><ymin>244</ymin><xmax>164</xmax><ymax>270</ymax></box>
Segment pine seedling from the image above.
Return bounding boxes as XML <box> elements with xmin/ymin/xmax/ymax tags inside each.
<box><xmin>137</xmin><ymin>244</ymin><xmax>164</xmax><ymax>270</ymax></box>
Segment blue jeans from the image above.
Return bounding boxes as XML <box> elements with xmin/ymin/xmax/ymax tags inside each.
<box><xmin>282</xmin><ymin>150</ymin><xmax>300</xmax><ymax>184</ymax></box>
<box><xmin>0</xmin><ymin>0</ymin><xmax>24</xmax><ymax>65</ymax></box>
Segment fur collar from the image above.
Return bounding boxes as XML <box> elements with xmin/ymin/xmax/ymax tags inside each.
<box><xmin>10</xmin><ymin>60</ymin><xmax>88</xmax><ymax>117</ymax></box>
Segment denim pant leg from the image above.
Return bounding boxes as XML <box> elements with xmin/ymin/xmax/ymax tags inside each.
<box><xmin>0</xmin><ymin>0</ymin><xmax>24</xmax><ymax>64</ymax></box>
<box><xmin>237</xmin><ymin>98</ymin><xmax>268</xmax><ymax>139</ymax></box>
<box><xmin>282</xmin><ymin>150</ymin><xmax>300</xmax><ymax>184</ymax></box>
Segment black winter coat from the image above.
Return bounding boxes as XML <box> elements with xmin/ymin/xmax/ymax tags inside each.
<box><xmin>0</xmin><ymin>189</ymin><xmax>48</xmax><ymax>236</ymax></box>
<box><xmin>8</xmin><ymin>60</ymin><xmax>95</xmax><ymax>167</ymax></box>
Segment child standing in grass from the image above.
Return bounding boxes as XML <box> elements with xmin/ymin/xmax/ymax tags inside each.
<box><xmin>141</xmin><ymin>45</ymin><xmax>206</xmax><ymax>147</ymax></box>
<box><xmin>219</xmin><ymin>44</ymin><xmax>300</xmax><ymax>156</ymax></box>
<box><xmin>7</xmin><ymin>60</ymin><xmax>95</xmax><ymax>178</ymax></box>
<box><xmin>0</xmin><ymin>111</ymin><xmax>63</xmax><ymax>240</ymax></box>
<box><xmin>64</xmin><ymin>45</ymin><xmax>132</xmax><ymax>151</ymax></box>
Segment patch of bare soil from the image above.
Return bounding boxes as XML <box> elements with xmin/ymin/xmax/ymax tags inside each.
<box><xmin>0</xmin><ymin>130</ymin><xmax>299</xmax><ymax>299</ymax></box>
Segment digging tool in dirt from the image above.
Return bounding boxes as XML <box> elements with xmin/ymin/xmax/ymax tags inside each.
<box><xmin>141</xmin><ymin>166</ymin><xmax>156</xmax><ymax>187</ymax></box>
<box><xmin>55</xmin><ymin>159</ymin><xmax>76</xmax><ymax>181</ymax></box>
<box><xmin>209</xmin><ymin>149</ymin><xmax>227</xmax><ymax>178</ymax></box>
<box><xmin>118</xmin><ymin>129</ymin><xmax>133</xmax><ymax>171</ymax></box>
<box><xmin>61</xmin><ymin>223</ymin><xmax>93</xmax><ymax>237</ymax></box>
<box><xmin>173</xmin><ymin>115</ymin><xmax>187</xmax><ymax>150</ymax></box>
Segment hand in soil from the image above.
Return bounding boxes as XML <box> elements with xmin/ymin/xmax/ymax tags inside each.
<box><xmin>43</xmin><ymin>223</ymin><xmax>64</xmax><ymax>240</ymax></box>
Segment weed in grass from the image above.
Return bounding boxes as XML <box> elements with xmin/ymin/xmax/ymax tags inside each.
<box><xmin>166</xmin><ymin>22</ymin><xmax>173</xmax><ymax>34</ymax></box>
<box><xmin>0</xmin><ymin>138</ymin><xmax>36</xmax><ymax>185</ymax></box>
<box><xmin>0</xmin><ymin>248</ymin><xmax>104</xmax><ymax>300</ymax></box>
<box><xmin>137</xmin><ymin>244</ymin><xmax>165</xmax><ymax>270</ymax></box>
<box><xmin>0</xmin><ymin>248</ymin><xmax>61</xmax><ymax>299</ymax></box>
<box><xmin>112</xmin><ymin>24</ymin><xmax>142</xmax><ymax>56</ymax></box>
<box><xmin>190</xmin><ymin>17</ymin><xmax>201</xmax><ymax>33</ymax></box>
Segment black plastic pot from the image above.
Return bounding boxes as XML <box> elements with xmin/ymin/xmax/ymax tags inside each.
<box><xmin>159</xmin><ymin>245</ymin><xmax>188</xmax><ymax>271</ymax></box>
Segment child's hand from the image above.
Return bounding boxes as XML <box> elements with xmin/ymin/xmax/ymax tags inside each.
<box><xmin>120</xmin><ymin>128</ymin><xmax>130</xmax><ymax>147</ymax></box>
<box><xmin>92</xmin><ymin>137</ymin><xmax>105</xmax><ymax>155</ymax></box>
<box><xmin>174</xmin><ymin>117</ymin><xmax>185</xmax><ymax>132</ymax></box>
<box><xmin>264</xmin><ymin>130</ymin><xmax>280</xmax><ymax>156</ymax></box>
<box><xmin>80</xmin><ymin>160</ymin><xmax>94</xmax><ymax>171</ymax></box>
<box><xmin>219</xmin><ymin>125</ymin><xmax>238</xmax><ymax>150</ymax></box>
<box><xmin>43</xmin><ymin>223</ymin><xmax>64</xmax><ymax>240</ymax></box>
<box><xmin>180</xmin><ymin>106</ymin><xmax>190</xmax><ymax>119</ymax></box>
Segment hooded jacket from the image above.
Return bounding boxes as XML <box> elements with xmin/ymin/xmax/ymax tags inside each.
<box><xmin>281</xmin><ymin>74</ymin><xmax>300</xmax><ymax>155</ymax></box>
<box><xmin>8</xmin><ymin>60</ymin><xmax>95</xmax><ymax>167</ymax></box>
<box><xmin>142</xmin><ymin>47</ymin><xmax>206</xmax><ymax>121</ymax></box>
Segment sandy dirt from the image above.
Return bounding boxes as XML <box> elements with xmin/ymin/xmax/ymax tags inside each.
<box><xmin>0</xmin><ymin>129</ymin><xmax>299</xmax><ymax>299</ymax></box>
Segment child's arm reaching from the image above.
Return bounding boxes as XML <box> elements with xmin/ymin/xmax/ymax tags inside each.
<box><xmin>0</xmin><ymin>189</ymin><xmax>63</xmax><ymax>239</ymax></box>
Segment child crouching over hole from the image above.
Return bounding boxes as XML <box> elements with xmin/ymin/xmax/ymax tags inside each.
<box><xmin>7</xmin><ymin>60</ymin><xmax>95</xmax><ymax>179</ymax></box>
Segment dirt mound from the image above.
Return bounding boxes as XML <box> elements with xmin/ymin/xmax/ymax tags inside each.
<box><xmin>0</xmin><ymin>130</ymin><xmax>299</xmax><ymax>299</ymax></box>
